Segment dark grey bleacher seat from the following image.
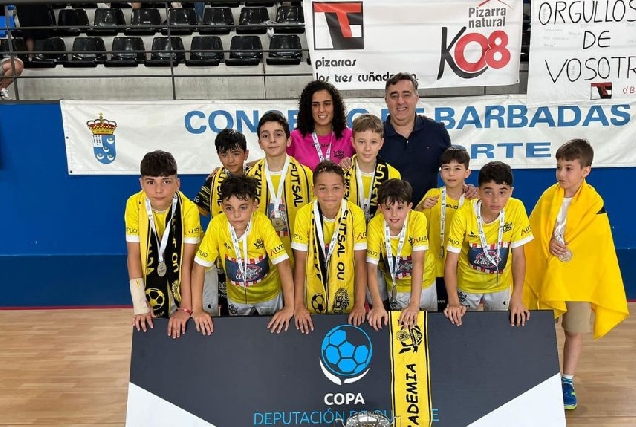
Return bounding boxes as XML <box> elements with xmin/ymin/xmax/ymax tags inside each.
<box><xmin>186</xmin><ymin>36</ymin><xmax>223</xmax><ymax>66</ymax></box>
<box><xmin>88</xmin><ymin>8</ymin><xmax>126</xmax><ymax>36</ymax></box>
<box><xmin>26</xmin><ymin>38</ymin><xmax>67</xmax><ymax>68</ymax></box>
<box><xmin>225</xmin><ymin>35</ymin><xmax>262</xmax><ymax>66</ymax></box>
<box><xmin>56</xmin><ymin>8</ymin><xmax>90</xmax><ymax>37</ymax></box>
<box><xmin>125</xmin><ymin>8</ymin><xmax>161</xmax><ymax>35</ymax></box>
<box><xmin>208</xmin><ymin>0</ymin><xmax>240</xmax><ymax>8</ymax></box>
<box><xmin>145</xmin><ymin>36</ymin><xmax>186</xmax><ymax>66</ymax></box>
<box><xmin>105</xmin><ymin>37</ymin><xmax>146</xmax><ymax>67</ymax></box>
<box><xmin>161</xmin><ymin>8</ymin><xmax>197</xmax><ymax>36</ymax></box>
<box><xmin>64</xmin><ymin>36</ymin><xmax>106</xmax><ymax>67</ymax></box>
<box><xmin>275</xmin><ymin>5</ymin><xmax>304</xmax><ymax>34</ymax></box>
<box><xmin>237</xmin><ymin>7</ymin><xmax>269</xmax><ymax>34</ymax></box>
<box><xmin>266</xmin><ymin>34</ymin><xmax>301</xmax><ymax>65</ymax></box>
<box><xmin>199</xmin><ymin>7</ymin><xmax>233</xmax><ymax>35</ymax></box>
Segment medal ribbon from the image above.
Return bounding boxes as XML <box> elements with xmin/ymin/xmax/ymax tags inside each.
<box><xmin>265</xmin><ymin>155</ymin><xmax>290</xmax><ymax>214</ymax></box>
<box><xmin>475</xmin><ymin>200</ymin><xmax>505</xmax><ymax>270</ymax></box>
<box><xmin>440</xmin><ymin>187</ymin><xmax>465</xmax><ymax>256</ymax></box>
<box><xmin>384</xmin><ymin>213</ymin><xmax>407</xmax><ymax>301</ymax></box>
<box><xmin>229</xmin><ymin>220</ymin><xmax>251</xmax><ymax>288</ymax></box>
<box><xmin>355</xmin><ymin>158</ymin><xmax>375</xmax><ymax>222</ymax></box>
<box><xmin>145</xmin><ymin>193</ymin><xmax>178</xmax><ymax>266</ymax></box>
<box><xmin>311</xmin><ymin>131</ymin><xmax>333</xmax><ymax>162</ymax></box>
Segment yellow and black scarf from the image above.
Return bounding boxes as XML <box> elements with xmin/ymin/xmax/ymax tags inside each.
<box><xmin>250</xmin><ymin>156</ymin><xmax>313</xmax><ymax>234</ymax></box>
<box><xmin>306</xmin><ymin>201</ymin><xmax>357</xmax><ymax>314</ymax></box>
<box><xmin>344</xmin><ymin>155</ymin><xmax>390</xmax><ymax>219</ymax></box>
<box><xmin>138</xmin><ymin>193</ymin><xmax>185</xmax><ymax>318</ymax></box>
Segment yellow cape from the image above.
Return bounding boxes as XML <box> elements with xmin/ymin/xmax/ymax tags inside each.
<box><xmin>523</xmin><ymin>182</ymin><xmax>628</xmax><ymax>338</ymax></box>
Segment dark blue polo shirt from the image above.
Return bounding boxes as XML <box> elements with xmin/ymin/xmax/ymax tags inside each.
<box><xmin>380</xmin><ymin>115</ymin><xmax>451</xmax><ymax>204</ymax></box>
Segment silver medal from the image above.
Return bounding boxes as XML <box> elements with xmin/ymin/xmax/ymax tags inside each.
<box><xmin>559</xmin><ymin>249</ymin><xmax>573</xmax><ymax>262</ymax></box>
<box><xmin>157</xmin><ymin>261</ymin><xmax>167</xmax><ymax>277</ymax></box>
<box><xmin>271</xmin><ymin>216</ymin><xmax>286</xmax><ymax>232</ymax></box>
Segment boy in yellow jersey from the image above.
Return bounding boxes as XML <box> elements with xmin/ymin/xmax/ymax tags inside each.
<box><xmin>292</xmin><ymin>161</ymin><xmax>368</xmax><ymax>333</ymax></box>
<box><xmin>344</xmin><ymin>114</ymin><xmax>401</xmax><ymax>305</ymax></box>
<box><xmin>248</xmin><ymin>111</ymin><xmax>313</xmax><ymax>267</ymax></box>
<box><xmin>193</xmin><ymin>128</ymin><xmax>250</xmax><ymax>218</ymax></box>
<box><xmin>125</xmin><ymin>150</ymin><xmax>202</xmax><ymax>339</ymax></box>
<box><xmin>193</xmin><ymin>129</ymin><xmax>250</xmax><ymax>317</ymax></box>
<box><xmin>444</xmin><ymin>161</ymin><xmax>532</xmax><ymax>327</ymax></box>
<box><xmin>417</xmin><ymin>146</ymin><xmax>471</xmax><ymax>311</ymax></box>
<box><xmin>524</xmin><ymin>139</ymin><xmax>628</xmax><ymax>410</ymax></box>
<box><xmin>366</xmin><ymin>179</ymin><xmax>433</xmax><ymax>330</ymax></box>
<box><xmin>191</xmin><ymin>175</ymin><xmax>295</xmax><ymax>334</ymax></box>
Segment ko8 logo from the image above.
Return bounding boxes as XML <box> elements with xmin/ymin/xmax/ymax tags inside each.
<box><xmin>438</xmin><ymin>26</ymin><xmax>511</xmax><ymax>79</ymax></box>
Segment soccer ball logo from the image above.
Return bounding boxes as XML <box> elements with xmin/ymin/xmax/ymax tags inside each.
<box><xmin>311</xmin><ymin>293</ymin><xmax>326</xmax><ymax>313</ymax></box>
<box><xmin>320</xmin><ymin>324</ymin><xmax>372</xmax><ymax>385</ymax></box>
<box><xmin>146</xmin><ymin>288</ymin><xmax>165</xmax><ymax>308</ymax></box>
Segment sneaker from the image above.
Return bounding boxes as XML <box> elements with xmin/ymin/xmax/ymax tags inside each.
<box><xmin>562</xmin><ymin>378</ymin><xmax>578</xmax><ymax>410</ymax></box>
<box><xmin>0</xmin><ymin>88</ymin><xmax>10</xmax><ymax>100</ymax></box>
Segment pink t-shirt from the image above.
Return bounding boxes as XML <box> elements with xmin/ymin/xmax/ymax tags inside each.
<box><xmin>287</xmin><ymin>128</ymin><xmax>354</xmax><ymax>171</ymax></box>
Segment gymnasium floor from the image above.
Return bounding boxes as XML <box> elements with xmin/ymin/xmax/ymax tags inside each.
<box><xmin>0</xmin><ymin>305</ymin><xmax>634</xmax><ymax>427</ymax></box>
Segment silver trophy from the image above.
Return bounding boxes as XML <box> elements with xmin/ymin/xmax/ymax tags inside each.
<box><xmin>336</xmin><ymin>412</ymin><xmax>393</xmax><ymax>427</ymax></box>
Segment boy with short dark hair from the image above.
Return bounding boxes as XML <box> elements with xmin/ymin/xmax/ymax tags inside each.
<box><xmin>366</xmin><ymin>179</ymin><xmax>433</xmax><ymax>330</ymax></box>
<box><xmin>292</xmin><ymin>161</ymin><xmax>368</xmax><ymax>333</ymax></box>
<box><xmin>193</xmin><ymin>128</ymin><xmax>251</xmax><ymax>317</ymax></box>
<box><xmin>248</xmin><ymin>111</ymin><xmax>313</xmax><ymax>267</ymax></box>
<box><xmin>417</xmin><ymin>146</ymin><xmax>471</xmax><ymax>310</ymax></box>
<box><xmin>191</xmin><ymin>175</ymin><xmax>295</xmax><ymax>334</ymax></box>
<box><xmin>444</xmin><ymin>161</ymin><xmax>532</xmax><ymax>327</ymax></box>
<box><xmin>125</xmin><ymin>150</ymin><xmax>202</xmax><ymax>339</ymax></box>
<box><xmin>524</xmin><ymin>138</ymin><xmax>628</xmax><ymax>410</ymax></box>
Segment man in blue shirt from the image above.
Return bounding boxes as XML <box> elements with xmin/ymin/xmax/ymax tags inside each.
<box><xmin>379</xmin><ymin>72</ymin><xmax>451</xmax><ymax>204</ymax></box>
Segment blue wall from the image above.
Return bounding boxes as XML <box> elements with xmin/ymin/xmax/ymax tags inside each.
<box><xmin>1</xmin><ymin>103</ymin><xmax>634</xmax><ymax>306</ymax></box>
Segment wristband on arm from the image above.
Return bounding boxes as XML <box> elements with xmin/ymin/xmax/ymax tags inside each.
<box><xmin>130</xmin><ymin>278</ymin><xmax>150</xmax><ymax>315</ymax></box>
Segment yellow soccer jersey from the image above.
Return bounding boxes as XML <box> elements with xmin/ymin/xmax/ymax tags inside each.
<box><xmin>194</xmin><ymin>211</ymin><xmax>288</xmax><ymax>304</ymax></box>
<box><xmin>420</xmin><ymin>187</ymin><xmax>465</xmax><ymax>277</ymax></box>
<box><xmin>125</xmin><ymin>191</ymin><xmax>202</xmax><ymax>245</ymax></box>
<box><xmin>447</xmin><ymin>198</ymin><xmax>533</xmax><ymax>294</ymax></box>
<box><xmin>366</xmin><ymin>211</ymin><xmax>434</xmax><ymax>294</ymax></box>
<box><xmin>344</xmin><ymin>159</ymin><xmax>401</xmax><ymax>221</ymax></box>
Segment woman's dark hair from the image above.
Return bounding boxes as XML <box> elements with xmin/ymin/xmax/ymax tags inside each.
<box><xmin>296</xmin><ymin>80</ymin><xmax>347</xmax><ymax>140</ymax></box>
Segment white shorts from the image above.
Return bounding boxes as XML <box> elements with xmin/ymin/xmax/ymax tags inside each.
<box><xmin>391</xmin><ymin>280</ymin><xmax>438</xmax><ymax>311</ymax></box>
<box><xmin>366</xmin><ymin>269</ymin><xmax>388</xmax><ymax>304</ymax></box>
<box><xmin>458</xmin><ymin>288</ymin><xmax>511</xmax><ymax>311</ymax></box>
<box><xmin>202</xmin><ymin>265</ymin><xmax>220</xmax><ymax>316</ymax></box>
<box><xmin>228</xmin><ymin>292</ymin><xmax>282</xmax><ymax>316</ymax></box>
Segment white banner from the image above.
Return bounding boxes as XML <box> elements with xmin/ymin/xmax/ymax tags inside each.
<box><xmin>61</xmin><ymin>95</ymin><xmax>635</xmax><ymax>175</ymax></box>
<box><xmin>527</xmin><ymin>0</ymin><xmax>636</xmax><ymax>105</ymax></box>
<box><xmin>302</xmin><ymin>0</ymin><xmax>523</xmax><ymax>90</ymax></box>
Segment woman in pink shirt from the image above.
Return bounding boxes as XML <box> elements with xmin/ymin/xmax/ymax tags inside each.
<box><xmin>288</xmin><ymin>80</ymin><xmax>354</xmax><ymax>171</ymax></box>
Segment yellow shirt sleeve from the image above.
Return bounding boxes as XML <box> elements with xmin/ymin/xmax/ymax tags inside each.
<box><xmin>291</xmin><ymin>203</ymin><xmax>312</xmax><ymax>252</ymax></box>
<box><xmin>509</xmin><ymin>199</ymin><xmax>534</xmax><ymax>248</ymax></box>
<box><xmin>388</xmin><ymin>165</ymin><xmax>401</xmax><ymax>180</ymax></box>
<box><xmin>182</xmin><ymin>195</ymin><xmax>202</xmax><ymax>245</ymax></box>
<box><xmin>446</xmin><ymin>202</ymin><xmax>469</xmax><ymax>253</ymax></box>
<box><xmin>194</xmin><ymin>216</ymin><xmax>223</xmax><ymax>267</ymax></box>
<box><xmin>409</xmin><ymin>211</ymin><xmax>429</xmax><ymax>251</ymax></box>
<box><xmin>124</xmin><ymin>192</ymin><xmax>142</xmax><ymax>243</ymax></box>
<box><xmin>366</xmin><ymin>214</ymin><xmax>383</xmax><ymax>264</ymax></box>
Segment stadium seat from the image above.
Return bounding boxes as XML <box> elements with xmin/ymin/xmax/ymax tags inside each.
<box><xmin>125</xmin><ymin>8</ymin><xmax>161</xmax><ymax>36</ymax></box>
<box><xmin>199</xmin><ymin>7</ymin><xmax>233</xmax><ymax>35</ymax></box>
<box><xmin>145</xmin><ymin>36</ymin><xmax>186</xmax><ymax>66</ymax></box>
<box><xmin>244</xmin><ymin>1</ymin><xmax>276</xmax><ymax>6</ymax></box>
<box><xmin>225</xmin><ymin>35</ymin><xmax>262</xmax><ymax>66</ymax></box>
<box><xmin>266</xmin><ymin>34</ymin><xmax>301</xmax><ymax>65</ymax></box>
<box><xmin>274</xmin><ymin>5</ymin><xmax>304</xmax><ymax>34</ymax></box>
<box><xmin>161</xmin><ymin>8</ymin><xmax>197</xmax><ymax>36</ymax></box>
<box><xmin>73</xmin><ymin>3</ymin><xmax>98</xmax><ymax>8</ymax></box>
<box><xmin>208</xmin><ymin>0</ymin><xmax>240</xmax><ymax>8</ymax></box>
<box><xmin>236</xmin><ymin>7</ymin><xmax>269</xmax><ymax>34</ymax></box>
<box><xmin>64</xmin><ymin>36</ymin><xmax>106</xmax><ymax>67</ymax></box>
<box><xmin>88</xmin><ymin>8</ymin><xmax>126</xmax><ymax>36</ymax></box>
<box><xmin>105</xmin><ymin>37</ymin><xmax>146</xmax><ymax>67</ymax></box>
<box><xmin>25</xmin><ymin>38</ymin><xmax>67</xmax><ymax>68</ymax></box>
<box><xmin>56</xmin><ymin>8</ymin><xmax>90</xmax><ymax>37</ymax></box>
<box><xmin>186</xmin><ymin>36</ymin><xmax>223</xmax><ymax>66</ymax></box>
